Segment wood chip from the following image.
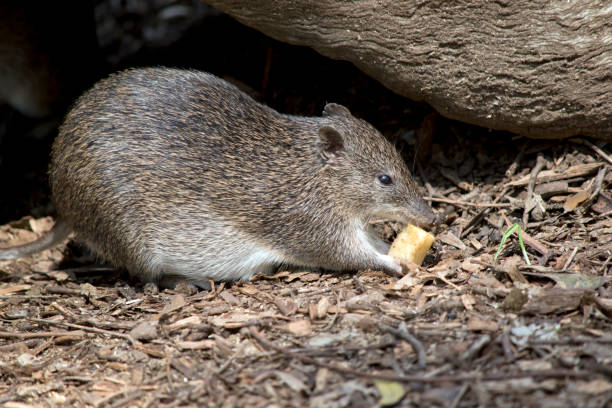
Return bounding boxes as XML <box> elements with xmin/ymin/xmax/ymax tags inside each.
<box><xmin>523</xmin><ymin>289</ymin><xmax>595</xmax><ymax>315</ymax></box>
<box><xmin>176</xmin><ymin>340</ymin><xmax>216</xmax><ymax>350</ymax></box>
<box><xmin>508</xmin><ymin>162</ymin><xmax>603</xmax><ymax>187</ymax></box>
<box><xmin>286</xmin><ymin>319</ymin><xmax>312</xmax><ymax>336</ymax></box>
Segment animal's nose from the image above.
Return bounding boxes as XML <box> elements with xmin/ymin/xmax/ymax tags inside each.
<box><xmin>415</xmin><ymin>199</ymin><xmax>436</xmax><ymax>228</ymax></box>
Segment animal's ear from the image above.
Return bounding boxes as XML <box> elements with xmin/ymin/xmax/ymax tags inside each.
<box><xmin>322</xmin><ymin>103</ymin><xmax>351</xmax><ymax>117</ymax></box>
<box><xmin>317</xmin><ymin>125</ymin><xmax>345</xmax><ymax>166</ymax></box>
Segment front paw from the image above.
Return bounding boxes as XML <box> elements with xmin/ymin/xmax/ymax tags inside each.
<box><xmin>378</xmin><ymin>254</ymin><xmax>402</xmax><ymax>276</ymax></box>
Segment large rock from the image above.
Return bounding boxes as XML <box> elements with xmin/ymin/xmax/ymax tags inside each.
<box><xmin>204</xmin><ymin>0</ymin><xmax>612</xmax><ymax>139</ymax></box>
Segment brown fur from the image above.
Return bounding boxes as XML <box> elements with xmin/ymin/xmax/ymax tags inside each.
<box><xmin>4</xmin><ymin>67</ymin><xmax>434</xmax><ymax>287</ymax></box>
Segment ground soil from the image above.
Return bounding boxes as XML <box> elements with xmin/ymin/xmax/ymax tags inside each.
<box><xmin>0</xmin><ymin>1</ymin><xmax>610</xmax><ymax>407</ymax></box>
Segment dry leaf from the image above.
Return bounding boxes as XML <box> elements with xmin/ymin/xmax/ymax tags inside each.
<box><xmin>391</xmin><ymin>273</ymin><xmax>420</xmax><ymax>290</ymax></box>
<box><xmin>563</xmin><ymin>189</ymin><xmax>590</xmax><ymax>212</ymax></box>
<box><xmin>374</xmin><ymin>380</ymin><xmax>406</xmax><ymax>406</ymax></box>
<box><xmin>523</xmin><ymin>288</ymin><xmax>595</xmax><ymax>314</ymax></box>
<box><xmin>437</xmin><ymin>231</ymin><xmax>466</xmax><ymax>251</ymax></box>
<box><xmin>286</xmin><ymin>319</ymin><xmax>312</xmax><ymax>336</ymax></box>
<box><xmin>524</xmin><ymin>272</ymin><xmax>610</xmax><ymax>290</ymax></box>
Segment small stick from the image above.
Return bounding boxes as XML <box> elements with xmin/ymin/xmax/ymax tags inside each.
<box><xmin>460</xmin><ymin>334</ymin><xmax>491</xmax><ymax>362</ymax></box>
<box><xmin>29</xmin><ymin>318</ymin><xmax>137</xmax><ymax>345</ymax></box>
<box><xmin>378</xmin><ymin>322</ymin><xmax>427</xmax><ymax>369</ymax></box>
<box><xmin>601</xmin><ymin>254</ymin><xmax>612</xmax><ymax>275</ymax></box>
<box><xmin>323</xmin><ymin>290</ymin><xmax>341</xmax><ymax>330</ymax></box>
<box><xmin>562</xmin><ymin>247</ymin><xmax>580</xmax><ymax>270</ymax></box>
<box><xmin>580</xmin><ymin>139</ymin><xmax>612</xmax><ymax>165</ymax></box>
<box><xmin>502</xmin><ymin>214</ymin><xmax>548</xmax><ymax>255</ymax></box>
<box><xmin>449</xmin><ymin>383</ymin><xmax>470</xmax><ymax>408</ymax></box>
<box><xmin>0</xmin><ymin>330</ymin><xmax>83</xmax><ymax>339</ymax></box>
<box><xmin>508</xmin><ymin>162</ymin><xmax>603</xmax><ymax>187</ymax></box>
<box><xmin>461</xmin><ymin>186</ymin><xmax>511</xmax><ymax>238</ymax></box>
<box><xmin>501</xmin><ymin>330</ymin><xmax>515</xmax><ymax>362</ymax></box>
<box><xmin>523</xmin><ymin>154</ymin><xmax>546</xmax><ymax>227</ymax></box>
<box><xmin>424</xmin><ymin>197</ymin><xmax>511</xmax><ymax>208</ymax></box>
<box><xmin>505</xmin><ymin>142</ymin><xmax>528</xmax><ymax>178</ymax></box>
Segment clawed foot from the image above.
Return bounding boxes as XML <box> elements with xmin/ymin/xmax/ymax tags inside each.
<box><xmin>377</xmin><ymin>254</ymin><xmax>403</xmax><ymax>277</ymax></box>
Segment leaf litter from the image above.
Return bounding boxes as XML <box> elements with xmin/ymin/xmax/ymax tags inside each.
<box><xmin>1</xmin><ymin>132</ymin><xmax>610</xmax><ymax>407</ymax></box>
<box><xmin>0</xmin><ymin>3</ymin><xmax>610</xmax><ymax>404</ymax></box>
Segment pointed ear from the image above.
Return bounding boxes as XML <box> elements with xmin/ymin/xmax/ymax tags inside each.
<box><xmin>317</xmin><ymin>125</ymin><xmax>345</xmax><ymax>166</ymax></box>
<box><xmin>322</xmin><ymin>103</ymin><xmax>351</xmax><ymax>117</ymax></box>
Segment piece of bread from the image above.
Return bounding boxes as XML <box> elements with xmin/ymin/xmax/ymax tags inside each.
<box><xmin>388</xmin><ymin>225</ymin><xmax>435</xmax><ymax>266</ymax></box>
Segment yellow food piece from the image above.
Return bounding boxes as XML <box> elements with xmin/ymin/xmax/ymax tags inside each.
<box><xmin>388</xmin><ymin>225</ymin><xmax>435</xmax><ymax>266</ymax></box>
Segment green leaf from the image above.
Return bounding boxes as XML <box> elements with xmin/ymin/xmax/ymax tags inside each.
<box><xmin>495</xmin><ymin>223</ymin><xmax>530</xmax><ymax>265</ymax></box>
<box><xmin>374</xmin><ymin>380</ymin><xmax>405</xmax><ymax>406</ymax></box>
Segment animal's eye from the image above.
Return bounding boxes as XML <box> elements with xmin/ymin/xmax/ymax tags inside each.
<box><xmin>377</xmin><ymin>174</ymin><xmax>393</xmax><ymax>186</ymax></box>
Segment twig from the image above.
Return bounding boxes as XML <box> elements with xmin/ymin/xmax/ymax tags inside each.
<box><xmin>0</xmin><ymin>330</ymin><xmax>84</xmax><ymax>339</ymax></box>
<box><xmin>523</xmin><ymin>154</ymin><xmax>546</xmax><ymax>227</ymax></box>
<box><xmin>449</xmin><ymin>383</ymin><xmax>470</xmax><ymax>408</ymax></box>
<box><xmin>424</xmin><ymin>197</ymin><xmax>511</xmax><ymax>208</ymax></box>
<box><xmin>249</xmin><ymin>326</ymin><xmax>588</xmax><ymax>383</ymax></box>
<box><xmin>601</xmin><ymin>254</ymin><xmax>612</xmax><ymax>275</ymax></box>
<box><xmin>580</xmin><ymin>139</ymin><xmax>612</xmax><ymax>165</ymax></box>
<box><xmin>508</xmin><ymin>162</ymin><xmax>603</xmax><ymax>187</ymax></box>
<box><xmin>502</xmin><ymin>214</ymin><xmax>549</xmax><ymax>255</ymax></box>
<box><xmin>460</xmin><ymin>334</ymin><xmax>491</xmax><ymax>362</ymax></box>
<box><xmin>501</xmin><ymin>330</ymin><xmax>515</xmax><ymax>362</ymax></box>
<box><xmin>562</xmin><ymin>247</ymin><xmax>580</xmax><ymax>270</ymax></box>
<box><xmin>378</xmin><ymin>322</ymin><xmax>427</xmax><ymax>368</ymax></box>
<box><xmin>323</xmin><ymin>290</ymin><xmax>341</xmax><ymax>330</ymax></box>
<box><xmin>29</xmin><ymin>318</ymin><xmax>137</xmax><ymax>345</ymax></box>
<box><xmin>505</xmin><ymin>142</ymin><xmax>528</xmax><ymax>178</ymax></box>
<box><xmin>461</xmin><ymin>186</ymin><xmax>510</xmax><ymax>238</ymax></box>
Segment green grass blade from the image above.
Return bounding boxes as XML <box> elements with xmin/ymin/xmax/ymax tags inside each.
<box><xmin>517</xmin><ymin>226</ymin><xmax>531</xmax><ymax>265</ymax></box>
<box><xmin>494</xmin><ymin>224</ymin><xmax>519</xmax><ymax>263</ymax></box>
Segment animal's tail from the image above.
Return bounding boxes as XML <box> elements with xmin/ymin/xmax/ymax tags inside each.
<box><xmin>0</xmin><ymin>220</ymin><xmax>71</xmax><ymax>260</ymax></box>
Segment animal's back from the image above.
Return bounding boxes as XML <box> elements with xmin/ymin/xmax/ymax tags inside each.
<box><xmin>51</xmin><ymin>68</ymin><xmax>312</xmax><ymax>284</ymax></box>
